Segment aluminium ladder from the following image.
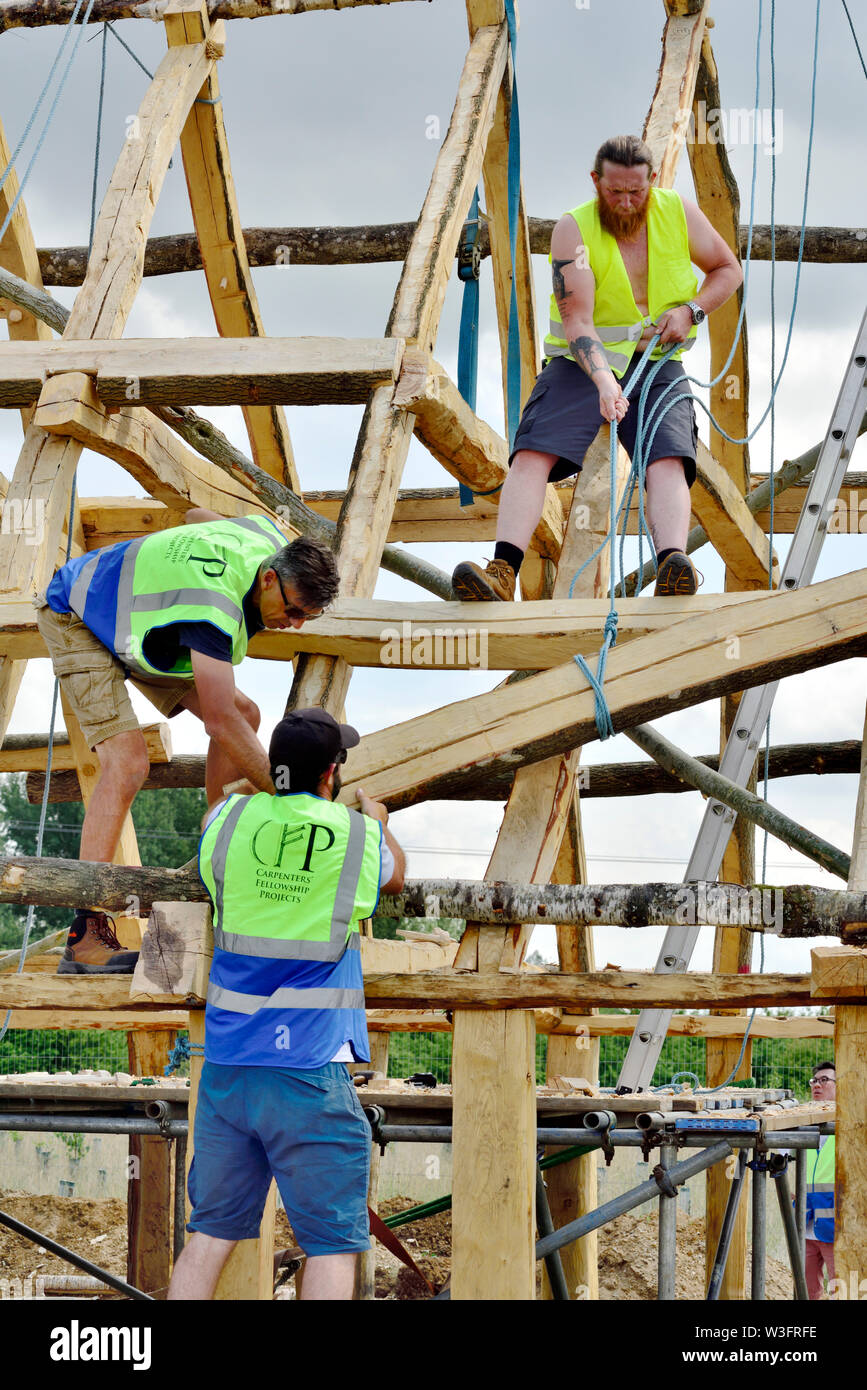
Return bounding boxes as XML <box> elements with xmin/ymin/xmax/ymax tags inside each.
<box><xmin>616</xmin><ymin>308</ymin><xmax>867</xmax><ymax>1093</ymax></box>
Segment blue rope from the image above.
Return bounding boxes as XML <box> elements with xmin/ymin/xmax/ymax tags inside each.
<box><xmin>104</xmin><ymin>20</ymin><xmax>154</xmax><ymax>80</ymax></box>
<box><xmin>0</xmin><ymin>0</ymin><xmax>88</xmax><ymax>198</ymax></box>
<box><xmin>0</xmin><ymin>0</ymin><xmax>98</xmax><ymax>250</ymax></box>
<box><xmin>165</xmin><ymin>1035</ymin><xmax>205</xmax><ymax>1076</ymax></box>
<box><xmin>569</xmin><ymin>341</ymin><xmax>669</xmax><ymax>740</ymax></box>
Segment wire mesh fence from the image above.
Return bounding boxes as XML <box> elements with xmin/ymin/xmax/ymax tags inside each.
<box><xmin>0</xmin><ymin>1022</ymin><xmax>832</xmax><ymax>1100</ymax></box>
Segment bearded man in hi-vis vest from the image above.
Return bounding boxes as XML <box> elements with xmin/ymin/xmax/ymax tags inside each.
<box><xmin>35</xmin><ymin>507</ymin><xmax>339</xmax><ymax>974</ymax></box>
<box><xmin>452</xmin><ymin>134</ymin><xmax>743</xmax><ymax>604</ymax></box>
<box><xmin>168</xmin><ymin>708</ymin><xmax>406</xmax><ymax>1302</ymax></box>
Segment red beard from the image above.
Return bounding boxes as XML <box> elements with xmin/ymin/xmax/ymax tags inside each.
<box><xmin>597</xmin><ymin>191</ymin><xmax>650</xmax><ymax>241</ymax></box>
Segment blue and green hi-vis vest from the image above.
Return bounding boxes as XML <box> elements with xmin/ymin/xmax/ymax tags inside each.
<box><xmin>46</xmin><ymin>514</ymin><xmax>287</xmax><ymax>677</ymax></box>
<box><xmin>199</xmin><ymin>791</ymin><xmax>382</xmax><ymax>1068</ymax></box>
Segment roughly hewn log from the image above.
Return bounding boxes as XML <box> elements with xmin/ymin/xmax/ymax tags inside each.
<box><xmin>1</xmin><ymin>857</ymin><xmax>865</xmax><ymax>938</ymax></box>
<box><xmin>28</xmin><ymin>738</ymin><xmax>860</xmax><ymax>804</ymax></box>
<box><xmin>0</xmin><ymin>0</ymin><xmax>425</xmax><ymax>25</ymax></box>
<box><xmin>625</xmin><ymin>723</ymin><xmax>851</xmax><ymax>881</ymax></box>
<box><xmin>32</xmin><ymin>224</ymin><xmax>867</xmax><ymax>286</ymax></box>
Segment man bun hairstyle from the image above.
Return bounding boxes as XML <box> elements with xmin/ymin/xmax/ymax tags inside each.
<box><xmin>593</xmin><ymin>135</ymin><xmax>654</xmax><ymax>177</ymax></box>
<box><xmin>269</xmin><ymin>536</ymin><xmax>340</xmax><ymax>610</ymax></box>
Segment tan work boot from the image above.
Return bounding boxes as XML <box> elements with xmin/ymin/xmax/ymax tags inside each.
<box><xmin>654</xmin><ymin>550</ymin><xmax>699</xmax><ymax>597</ymax></box>
<box><xmin>451</xmin><ymin>558</ymin><xmax>516</xmax><ymax>602</ymax></box>
<box><xmin>56</xmin><ymin>911</ymin><xmax>139</xmax><ymax>974</ymax></box>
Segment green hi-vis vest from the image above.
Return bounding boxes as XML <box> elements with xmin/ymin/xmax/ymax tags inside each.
<box><xmin>199</xmin><ymin>792</ymin><xmax>382</xmax><ymax>963</ymax></box>
<box><xmin>70</xmin><ymin>514</ymin><xmax>287</xmax><ymax>679</ymax></box>
<box><xmin>806</xmin><ymin>1135</ymin><xmax>835</xmax><ymax>1243</ymax></box>
<box><xmin>544</xmin><ymin>187</ymin><xmax>699</xmax><ymax>378</ymax></box>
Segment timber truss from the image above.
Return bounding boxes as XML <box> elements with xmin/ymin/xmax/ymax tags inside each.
<box><xmin>0</xmin><ymin>0</ymin><xmax>866</xmax><ymax>1302</ymax></box>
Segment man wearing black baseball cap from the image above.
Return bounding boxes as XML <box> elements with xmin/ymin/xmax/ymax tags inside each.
<box><xmin>169</xmin><ymin>708</ymin><xmax>405</xmax><ymax>1302</ymax></box>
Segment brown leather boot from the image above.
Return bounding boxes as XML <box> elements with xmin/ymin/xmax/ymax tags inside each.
<box><xmin>654</xmin><ymin>550</ymin><xmax>699</xmax><ymax>597</ymax></box>
<box><xmin>56</xmin><ymin>911</ymin><xmax>139</xmax><ymax>974</ymax></box>
<box><xmin>451</xmin><ymin>558</ymin><xmax>516</xmax><ymax>602</ymax></box>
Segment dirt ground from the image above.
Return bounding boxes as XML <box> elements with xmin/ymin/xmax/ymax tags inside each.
<box><xmin>0</xmin><ymin>1189</ymin><xmax>795</xmax><ymax>1300</ymax></box>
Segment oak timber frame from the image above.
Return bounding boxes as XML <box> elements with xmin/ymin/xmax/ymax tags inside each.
<box><xmin>0</xmin><ymin>0</ymin><xmax>865</xmax><ymax>1302</ymax></box>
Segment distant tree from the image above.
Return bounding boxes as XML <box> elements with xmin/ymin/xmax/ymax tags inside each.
<box><xmin>0</xmin><ymin>774</ymin><xmax>205</xmax><ymax>952</ymax></box>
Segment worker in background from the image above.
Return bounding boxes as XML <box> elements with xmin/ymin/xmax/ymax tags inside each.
<box><xmin>804</xmin><ymin>1061</ymin><xmax>836</xmax><ymax>1299</ymax></box>
<box><xmin>451</xmin><ymin>133</ymin><xmax>743</xmax><ymax>603</ymax></box>
<box><xmin>36</xmin><ymin>508</ymin><xmax>338</xmax><ymax>974</ymax></box>
<box><xmin>168</xmin><ymin>709</ymin><xmax>406</xmax><ymax>1302</ymax></box>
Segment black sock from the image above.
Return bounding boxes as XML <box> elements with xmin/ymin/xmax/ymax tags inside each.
<box><xmin>67</xmin><ymin>912</ymin><xmax>89</xmax><ymax>944</ymax></box>
<box><xmin>494</xmin><ymin>541</ymin><xmax>524</xmax><ymax>574</ymax></box>
<box><xmin>656</xmin><ymin>547</ymin><xmax>680</xmax><ymax>567</ymax></box>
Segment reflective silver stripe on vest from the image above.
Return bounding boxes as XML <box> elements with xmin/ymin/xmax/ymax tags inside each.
<box><xmin>207</xmin><ymin>983</ymin><xmax>365</xmax><ymax>1013</ymax></box>
<box><xmin>208</xmin><ymin>795</ymin><xmax>250</xmax><ymax>935</ymax></box>
<box><xmin>68</xmin><ymin>552</ymin><xmax>100</xmax><ymax>617</ymax></box>
<box><xmin>115</xmin><ymin>537</ymin><xmax>146</xmax><ymax>666</ymax></box>
<box><xmin>130</xmin><ymin>588</ymin><xmax>243</xmax><ymax>626</ymax></box>
<box><xmin>211</xmin><ymin>806</ymin><xmax>370</xmax><ymax>962</ymax></box>
<box><xmin>230</xmin><ymin>516</ymin><xmax>283</xmax><ymax>544</ymax></box>
<box><xmin>544</xmin><ymin>339</ymin><xmax>630</xmax><ymax>372</ymax></box>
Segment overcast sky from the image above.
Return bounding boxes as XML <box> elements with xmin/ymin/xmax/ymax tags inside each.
<box><xmin>0</xmin><ymin>0</ymin><xmax>865</xmax><ymax>975</ymax></box>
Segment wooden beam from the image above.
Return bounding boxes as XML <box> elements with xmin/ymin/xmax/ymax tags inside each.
<box><xmin>467</xmin><ymin>0</ymin><xmax>539</xmax><ymax>418</ymax></box>
<box><xmin>643</xmin><ymin>1</ymin><xmax>710</xmax><ymax>186</ymax></box>
<box><xmin>167</xmin><ymin>4</ymin><xmax>298</xmax><ymax>488</ymax></box>
<box><xmin>692</xmin><ymin>441</ymin><xmax>777</xmax><ymax>587</ymax></box>
<box><xmin>394</xmin><ymin>351</ymin><xmax>564</xmax><ymax>559</ymax></box>
<box><xmin>0</xmin><ymin>25</ymin><xmax>220</xmax><ymax>609</ymax></box>
<box><xmin>342</xmin><ymin>567</ymin><xmax>867</xmax><ymax>809</ymax></box>
<box><xmin>31</xmin><ymin>221</ymin><xmax>867</xmax><ymax>287</ymax></box>
<box><xmin>364</xmin><ymin>1010</ymin><xmax>835</xmax><ymax>1040</ymax></box>
<box><xmin>3</xmin><ymin>969</ymin><xmax>854</xmax><ymax>1012</ymax></box>
<box><xmin>127</xmin><ymin>1029</ymin><xmax>175</xmax><ymax>1298</ymax></box>
<box><xmin>1</xmin><ymin>1008</ymin><xmax>188</xmax><ymax>1029</ymax></box>
<box><xmin>289</xmin><ymin>21</ymin><xmax>508</xmax><ymax>715</ymax></box>
<box><xmin>0</xmin><ymin>336</ymin><xmax>405</xmax><ymax>408</ymax></box>
<box><xmin>0</xmin><ymin>722</ymin><xmax>171</xmax><ymax>774</ymax></box>
<box><xmin>35</xmin><ymin>374</ymin><xmax>287</xmax><ymax>520</ymax></box>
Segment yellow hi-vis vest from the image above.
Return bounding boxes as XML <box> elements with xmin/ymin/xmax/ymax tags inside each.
<box><xmin>544</xmin><ymin>187</ymin><xmax>699</xmax><ymax>378</ymax></box>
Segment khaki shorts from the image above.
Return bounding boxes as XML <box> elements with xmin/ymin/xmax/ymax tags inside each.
<box><xmin>35</xmin><ymin>600</ymin><xmax>193</xmax><ymax>751</ymax></box>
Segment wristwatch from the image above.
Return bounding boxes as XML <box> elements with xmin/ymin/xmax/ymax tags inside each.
<box><xmin>685</xmin><ymin>299</ymin><xmax>706</xmax><ymax>325</ymax></box>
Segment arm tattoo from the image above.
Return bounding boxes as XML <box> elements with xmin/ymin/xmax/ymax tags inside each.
<box><xmin>569</xmin><ymin>335</ymin><xmax>610</xmax><ymax>379</ymax></box>
<box><xmin>552</xmin><ymin>257</ymin><xmax>573</xmax><ymax>306</ymax></box>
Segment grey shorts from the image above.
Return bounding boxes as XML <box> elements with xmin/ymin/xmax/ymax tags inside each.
<box><xmin>510</xmin><ymin>354</ymin><xmax>698</xmax><ymax>486</ymax></box>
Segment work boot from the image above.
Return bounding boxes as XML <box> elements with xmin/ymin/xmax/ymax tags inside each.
<box><xmin>654</xmin><ymin>550</ymin><xmax>699</xmax><ymax>597</ymax></box>
<box><xmin>56</xmin><ymin>911</ymin><xmax>139</xmax><ymax>974</ymax></box>
<box><xmin>451</xmin><ymin>558</ymin><xmax>516</xmax><ymax>602</ymax></box>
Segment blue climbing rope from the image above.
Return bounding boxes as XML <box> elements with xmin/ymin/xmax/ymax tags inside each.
<box><xmin>0</xmin><ymin>0</ymin><xmax>98</xmax><ymax>250</ymax></box>
<box><xmin>165</xmin><ymin>1035</ymin><xmax>205</xmax><ymax>1076</ymax></box>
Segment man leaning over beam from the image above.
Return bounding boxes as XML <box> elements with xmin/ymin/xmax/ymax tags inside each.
<box><xmin>35</xmin><ymin>507</ymin><xmax>339</xmax><ymax>974</ymax></box>
<box><xmin>452</xmin><ymin>133</ymin><xmax>743</xmax><ymax>602</ymax></box>
<box><xmin>168</xmin><ymin>709</ymin><xmax>406</xmax><ymax>1302</ymax></box>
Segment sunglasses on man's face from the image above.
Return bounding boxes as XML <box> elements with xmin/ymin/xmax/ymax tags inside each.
<box><xmin>273</xmin><ymin>571</ymin><xmax>325</xmax><ymax>623</ymax></box>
